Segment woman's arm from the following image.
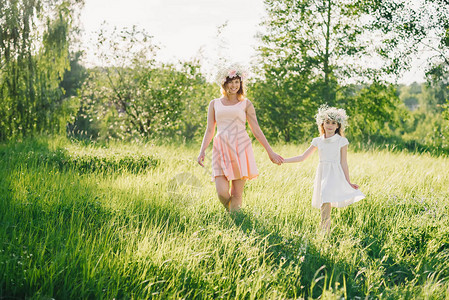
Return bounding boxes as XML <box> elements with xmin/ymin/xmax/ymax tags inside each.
<box><xmin>284</xmin><ymin>145</ymin><xmax>317</xmax><ymax>163</ymax></box>
<box><xmin>246</xmin><ymin>100</ymin><xmax>283</xmax><ymax>164</ymax></box>
<box><xmin>197</xmin><ymin>100</ymin><xmax>216</xmax><ymax>167</ymax></box>
<box><xmin>340</xmin><ymin>145</ymin><xmax>359</xmax><ymax>189</ymax></box>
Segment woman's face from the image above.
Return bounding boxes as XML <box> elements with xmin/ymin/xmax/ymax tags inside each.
<box><xmin>225</xmin><ymin>78</ymin><xmax>241</xmax><ymax>95</ymax></box>
<box><xmin>324</xmin><ymin>119</ymin><xmax>339</xmax><ymax>134</ymax></box>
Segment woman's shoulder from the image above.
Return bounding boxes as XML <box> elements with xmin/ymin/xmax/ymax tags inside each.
<box><xmin>208</xmin><ymin>98</ymin><xmax>220</xmax><ymax>111</ymax></box>
<box><xmin>210</xmin><ymin>98</ymin><xmax>222</xmax><ymax>105</ymax></box>
<box><xmin>311</xmin><ymin>136</ymin><xmax>321</xmax><ymax>146</ymax></box>
<box><xmin>337</xmin><ymin>134</ymin><xmax>348</xmax><ymax>140</ymax></box>
<box><xmin>337</xmin><ymin>134</ymin><xmax>349</xmax><ymax>146</ymax></box>
<box><xmin>243</xmin><ymin>98</ymin><xmax>254</xmax><ymax>110</ymax></box>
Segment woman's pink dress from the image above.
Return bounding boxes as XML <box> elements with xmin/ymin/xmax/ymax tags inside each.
<box><xmin>212</xmin><ymin>98</ymin><xmax>258</xmax><ymax>181</ymax></box>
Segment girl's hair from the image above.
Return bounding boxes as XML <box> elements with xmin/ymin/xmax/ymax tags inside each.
<box><xmin>221</xmin><ymin>76</ymin><xmax>246</xmax><ymax>101</ymax></box>
<box><xmin>315</xmin><ymin>105</ymin><xmax>348</xmax><ymax>136</ymax></box>
<box><xmin>318</xmin><ymin>120</ymin><xmax>345</xmax><ymax>137</ymax></box>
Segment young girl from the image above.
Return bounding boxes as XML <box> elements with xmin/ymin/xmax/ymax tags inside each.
<box><xmin>283</xmin><ymin>105</ymin><xmax>365</xmax><ymax>232</ymax></box>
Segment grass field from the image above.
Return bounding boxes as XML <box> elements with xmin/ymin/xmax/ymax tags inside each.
<box><xmin>1</xmin><ymin>136</ymin><xmax>449</xmax><ymax>299</ymax></box>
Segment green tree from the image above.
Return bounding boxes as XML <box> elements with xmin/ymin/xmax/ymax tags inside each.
<box><xmin>71</xmin><ymin>26</ymin><xmax>215</xmax><ymax>142</ymax></box>
<box><xmin>340</xmin><ymin>81</ymin><xmax>403</xmax><ymax>142</ymax></box>
<box><xmin>367</xmin><ymin>0</ymin><xmax>449</xmax><ymax>146</ymax></box>
<box><xmin>425</xmin><ymin>63</ymin><xmax>449</xmax><ymax>112</ymax></box>
<box><xmin>248</xmin><ymin>72</ymin><xmax>317</xmax><ymax>142</ymax></box>
<box><xmin>397</xmin><ymin>82</ymin><xmax>421</xmax><ymax>111</ymax></box>
<box><xmin>0</xmin><ymin>0</ymin><xmax>82</xmax><ymax>140</ymax></box>
<box><xmin>367</xmin><ymin>0</ymin><xmax>449</xmax><ymax>76</ymax></box>
<box><xmin>254</xmin><ymin>0</ymin><xmax>383</xmax><ymax>142</ymax></box>
<box><xmin>60</xmin><ymin>51</ymin><xmax>87</xmax><ymax>98</ymax></box>
<box><xmin>259</xmin><ymin>0</ymin><xmax>376</xmax><ymax>99</ymax></box>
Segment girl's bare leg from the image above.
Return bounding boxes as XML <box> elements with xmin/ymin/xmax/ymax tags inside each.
<box><xmin>215</xmin><ymin>176</ymin><xmax>231</xmax><ymax>210</ymax></box>
<box><xmin>321</xmin><ymin>203</ymin><xmax>332</xmax><ymax>233</ymax></box>
<box><xmin>229</xmin><ymin>179</ymin><xmax>246</xmax><ymax>212</ymax></box>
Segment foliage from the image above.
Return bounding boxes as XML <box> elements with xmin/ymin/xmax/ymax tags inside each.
<box><xmin>60</xmin><ymin>51</ymin><xmax>88</xmax><ymax>98</ymax></box>
<box><xmin>425</xmin><ymin>62</ymin><xmax>449</xmax><ymax>113</ymax></box>
<box><xmin>397</xmin><ymin>82</ymin><xmax>421</xmax><ymax>111</ymax></box>
<box><xmin>1</xmin><ymin>0</ymin><xmax>448</xmax><ymax>157</ymax></box>
<box><xmin>69</xmin><ymin>26</ymin><xmax>216</xmax><ymax>142</ymax></box>
<box><xmin>363</xmin><ymin>0</ymin><xmax>449</xmax><ymax>146</ymax></box>
<box><xmin>248</xmin><ymin>72</ymin><xmax>317</xmax><ymax>143</ymax></box>
<box><xmin>340</xmin><ymin>81</ymin><xmax>403</xmax><ymax>141</ymax></box>
<box><xmin>398</xmin><ymin>111</ymin><xmax>449</xmax><ymax>154</ymax></box>
<box><xmin>366</xmin><ymin>0</ymin><xmax>449</xmax><ymax>75</ymax></box>
<box><xmin>258</xmin><ymin>0</ymin><xmax>374</xmax><ymax>101</ymax></box>
<box><xmin>0</xmin><ymin>0</ymin><xmax>82</xmax><ymax>141</ymax></box>
<box><xmin>392</xmin><ymin>77</ymin><xmax>449</xmax><ymax>154</ymax></box>
<box><xmin>253</xmin><ymin>0</ymin><xmax>401</xmax><ymax>144</ymax></box>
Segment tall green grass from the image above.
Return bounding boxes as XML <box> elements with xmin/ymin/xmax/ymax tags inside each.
<box><xmin>1</xmin><ymin>137</ymin><xmax>448</xmax><ymax>299</ymax></box>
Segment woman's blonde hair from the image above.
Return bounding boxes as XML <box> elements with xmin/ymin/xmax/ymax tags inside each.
<box><xmin>221</xmin><ymin>76</ymin><xmax>246</xmax><ymax>101</ymax></box>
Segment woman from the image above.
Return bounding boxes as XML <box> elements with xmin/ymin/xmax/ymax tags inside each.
<box><xmin>197</xmin><ymin>64</ymin><xmax>283</xmax><ymax>212</ymax></box>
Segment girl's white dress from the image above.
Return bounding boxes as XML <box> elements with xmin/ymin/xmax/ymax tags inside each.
<box><xmin>311</xmin><ymin>134</ymin><xmax>365</xmax><ymax>209</ymax></box>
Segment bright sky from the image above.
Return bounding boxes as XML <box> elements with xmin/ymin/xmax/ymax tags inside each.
<box><xmin>80</xmin><ymin>0</ymin><xmax>266</xmax><ymax>72</ymax></box>
<box><xmin>80</xmin><ymin>0</ymin><xmax>425</xmax><ymax>84</ymax></box>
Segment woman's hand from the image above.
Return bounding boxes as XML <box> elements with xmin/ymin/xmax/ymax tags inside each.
<box><xmin>197</xmin><ymin>151</ymin><xmax>206</xmax><ymax>167</ymax></box>
<box><xmin>349</xmin><ymin>183</ymin><xmax>359</xmax><ymax>189</ymax></box>
<box><xmin>268</xmin><ymin>151</ymin><xmax>284</xmax><ymax>165</ymax></box>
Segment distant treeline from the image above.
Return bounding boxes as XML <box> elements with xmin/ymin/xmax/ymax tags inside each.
<box><xmin>1</xmin><ymin>0</ymin><xmax>448</xmax><ymax>154</ymax></box>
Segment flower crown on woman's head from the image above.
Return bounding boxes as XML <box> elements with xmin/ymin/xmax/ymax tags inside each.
<box><xmin>215</xmin><ymin>63</ymin><xmax>249</xmax><ymax>86</ymax></box>
<box><xmin>315</xmin><ymin>104</ymin><xmax>349</xmax><ymax>129</ymax></box>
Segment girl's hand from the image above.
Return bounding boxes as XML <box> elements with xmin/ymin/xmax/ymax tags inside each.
<box><xmin>350</xmin><ymin>183</ymin><xmax>359</xmax><ymax>189</ymax></box>
<box><xmin>269</xmin><ymin>151</ymin><xmax>284</xmax><ymax>165</ymax></box>
<box><xmin>197</xmin><ymin>151</ymin><xmax>206</xmax><ymax>167</ymax></box>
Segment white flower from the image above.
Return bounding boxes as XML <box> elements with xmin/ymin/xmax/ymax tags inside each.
<box><xmin>215</xmin><ymin>63</ymin><xmax>249</xmax><ymax>86</ymax></box>
<box><xmin>315</xmin><ymin>104</ymin><xmax>348</xmax><ymax>129</ymax></box>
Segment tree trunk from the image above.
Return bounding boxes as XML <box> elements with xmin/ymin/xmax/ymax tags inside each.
<box><xmin>323</xmin><ymin>0</ymin><xmax>331</xmax><ymax>104</ymax></box>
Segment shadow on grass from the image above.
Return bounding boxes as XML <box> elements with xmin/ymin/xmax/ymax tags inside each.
<box><xmin>0</xmin><ymin>138</ymin><xmax>181</xmax><ymax>299</ymax></box>
<box><xmin>227</xmin><ymin>204</ymin><xmax>448</xmax><ymax>298</ymax></box>
<box><xmin>228</xmin><ymin>209</ymin><xmax>362</xmax><ymax>298</ymax></box>
<box><xmin>0</xmin><ymin>137</ymin><xmax>159</xmax><ymax>175</ymax></box>
<box><xmin>351</xmin><ymin>133</ymin><xmax>449</xmax><ymax>157</ymax></box>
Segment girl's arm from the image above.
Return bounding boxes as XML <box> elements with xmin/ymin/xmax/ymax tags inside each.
<box><xmin>340</xmin><ymin>145</ymin><xmax>359</xmax><ymax>189</ymax></box>
<box><xmin>197</xmin><ymin>100</ymin><xmax>216</xmax><ymax>167</ymax></box>
<box><xmin>246</xmin><ymin>100</ymin><xmax>283</xmax><ymax>164</ymax></box>
<box><xmin>283</xmin><ymin>145</ymin><xmax>317</xmax><ymax>163</ymax></box>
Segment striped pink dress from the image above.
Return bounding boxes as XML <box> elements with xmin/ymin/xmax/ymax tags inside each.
<box><xmin>212</xmin><ymin>98</ymin><xmax>258</xmax><ymax>181</ymax></box>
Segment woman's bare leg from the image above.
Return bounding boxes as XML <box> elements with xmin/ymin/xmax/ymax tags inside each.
<box><xmin>321</xmin><ymin>203</ymin><xmax>332</xmax><ymax>233</ymax></box>
<box><xmin>229</xmin><ymin>179</ymin><xmax>246</xmax><ymax>212</ymax></box>
<box><xmin>215</xmin><ymin>176</ymin><xmax>231</xmax><ymax>210</ymax></box>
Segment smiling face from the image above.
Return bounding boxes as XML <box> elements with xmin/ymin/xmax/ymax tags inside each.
<box><xmin>225</xmin><ymin>77</ymin><xmax>241</xmax><ymax>95</ymax></box>
<box><xmin>323</xmin><ymin>119</ymin><xmax>340</xmax><ymax>136</ymax></box>
<box><xmin>221</xmin><ymin>75</ymin><xmax>245</xmax><ymax>100</ymax></box>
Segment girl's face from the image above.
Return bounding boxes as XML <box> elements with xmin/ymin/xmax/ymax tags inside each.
<box><xmin>323</xmin><ymin>119</ymin><xmax>339</xmax><ymax>135</ymax></box>
<box><xmin>225</xmin><ymin>78</ymin><xmax>241</xmax><ymax>95</ymax></box>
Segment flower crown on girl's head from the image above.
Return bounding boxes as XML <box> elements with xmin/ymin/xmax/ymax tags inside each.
<box><xmin>315</xmin><ymin>104</ymin><xmax>349</xmax><ymax>129</ymax></box>
<box><xmin>215</xmin><ymin>63</ymin><xmax>249</xmax><ymax>86</ymax></box>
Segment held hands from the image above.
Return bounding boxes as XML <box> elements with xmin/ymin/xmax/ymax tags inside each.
<box><xmin>268</xmin><ymin>151</ymin><xmax>284</xmax><ymax>165</ymax></box>
<box><xmin>197</xmin><ymin>151</ymin><xmax>206</xmax><ymax>167</ymax></box>
<box><xmin>199</xmin><ymin>150</ymin><xmax>284</xmax><ymax>166</ymax></box>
